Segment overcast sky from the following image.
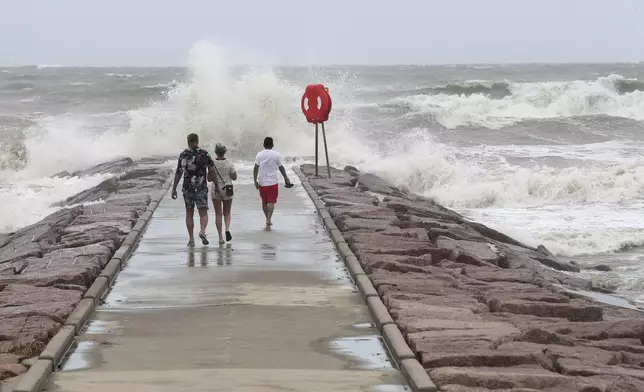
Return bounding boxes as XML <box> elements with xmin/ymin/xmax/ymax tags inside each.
<box><xmin>1</xmin><ymin>0</ymin><xmax>643</xmax><ymax>66</ymax></box>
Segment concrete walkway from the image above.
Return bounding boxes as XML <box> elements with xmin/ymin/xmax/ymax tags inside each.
<box><xmin>44</xmin><ymin>168</ymin><xmax>409</xmax><ymax>392</ymax></box>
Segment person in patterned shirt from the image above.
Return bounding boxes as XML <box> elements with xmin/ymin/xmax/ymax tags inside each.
<box><xmin>171</xmin><ymin>133</ymin><xmax>217</xmax><ymax>247</ymax></box>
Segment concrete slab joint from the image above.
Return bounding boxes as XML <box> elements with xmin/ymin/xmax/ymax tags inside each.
<box><xmin>64</xmin><ymin>298</ymin><xmax>95</xmax><ymax>333</ymax></box>
<box><xmin>112</xmin><ymin>244</ymin><xmax>132</xmax><ymax>265</ymax></box>
<box><xmin>328</xmin><ymin>228</ymin><xmax>346</xmax><ymax>246</ymax></box>
<box><xmin>318</xmin><ymin>209</ymin><xmax>332</xmax><ymax>220</ymax></box>
<box><xmin>84</xmin><ymin>276</ymin><xmax>109</xmax><ymax>304</ymax></box>
<box><xmin>121</xmin><ymin>230</ymin><xmax>141</xmax><ymax>248</ymax></box>
<box><xmin>313</xmin><ymin>199</ymin><xmax>325</xmax><ymax>210</ymax></box>
<box><xmin>131</xmin><ymin>218</ymin><xmax>147</xmax><ymax>234</ymax></box>
<box><xmin>138</xmin><ymin>210</ymin><xmax>153</xmax><ymax>222</ymax></box>
<box><xmin>355</xmin><ymin>274</ymin><xmax>379</xmax><ymax>300</ymax></box>
<box><xmin>12</xmin><ymin>359</ymin><xmax>53</xmax><ymax>392</ymax></box>
<box><xmin>336</xmin><ymin>243</ymin><xmax>353</xmax><ymax>262</ymax></box>
<box><xmin>367</xmin><ymin>296</ymin><xmax>395</xmax><ymax>332</ymax></box>
<box><xmin>401</xmin><ymin>359</ymin><xmax>438</xmax><ymax>392</ymax></box>
<box><xmin>382</xmin><ymin>324</ymin><xmax>416</xmax><ymax>365</ymax></box>
<box><xmin>100</xmin><ymin>257</ymin><xmax>122</xmax><ymax>283</ymax></box>
<box><xmin>40</xmin><ymin>325</ymin><xmax>76</xmax><ymax>370</ymax></box>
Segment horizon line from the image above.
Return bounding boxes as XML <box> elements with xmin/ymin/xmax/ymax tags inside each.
<box><xmin>2</xmin><ymin>60</ymin><xmax>643</xmax><ymax>68</ymax></box>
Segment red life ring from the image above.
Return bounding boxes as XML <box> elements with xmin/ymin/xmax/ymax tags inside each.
<box><xmin>301</xmin><ymin>84</ymin><xmax>332</xmax><ymax>123</ymax></box>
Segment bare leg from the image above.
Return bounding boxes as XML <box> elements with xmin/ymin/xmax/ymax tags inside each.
<box><xmin>223</xmin><ymin>199</ymin><xmax>232</xmax><ymax>231</ymax></box>
<box><xmin>186</xmin><ymin>207</ymin><xmax>195</xmax><ymax>242</ymax></box>
<box><xmin>223</xmin><ymin>199</ymin><xmax>233</xmax><ymax>241</ymax></box>
<box><xmin>198</xmin><ymin>207</ymin><xmax>208</xmax><ymax>234</ymax></box>
<box><xmin>213</xmin><ymin>198</ymin><xmax>224</xmax><ymax>244</ymax></box>
<box><xmin>265</xmin><ymin>202</ymin><xmax>275</xmax><ymax>231</ymax></box>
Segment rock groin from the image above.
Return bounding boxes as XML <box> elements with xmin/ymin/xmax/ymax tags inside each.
<box><xmin>299</xmin><ymin>163</ymin><xmax>644</xmax><ymax>392</ymax></box>
<box><xmin>0</xmin><ymin>158</ymin><xmax>172</xmax><ymax>382</ymax></box>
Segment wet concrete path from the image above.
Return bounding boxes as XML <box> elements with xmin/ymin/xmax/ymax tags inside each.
<box><xmin>46</xmin><ymin>168</ymin><xmax>409</xmax><ymax>391</ymax></box>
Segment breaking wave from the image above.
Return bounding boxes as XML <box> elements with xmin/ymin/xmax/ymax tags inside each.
<box><xmin>366</xmin><ymin>131</ymin><xmax>644</xmax><ymax>209</ymax></box>
<box><xmin>386</xmin><ymin>74</ymin><xmax>644</xmax><ymax>128</ymax></box>
<box><xmin>0</xmin><ymin>40</ymin><xmax>364</xmax><ymax>178</ymax></box>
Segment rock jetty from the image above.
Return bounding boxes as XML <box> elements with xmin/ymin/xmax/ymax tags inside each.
<box><xmin>300</xmin><ymin>163</ymin><xmax>644</xmax><ymax>392</ymax></box>
<box><xmin>0</xmin><ymin>158</ymin><xmax>172</xmax><ymax>382</ymax></box>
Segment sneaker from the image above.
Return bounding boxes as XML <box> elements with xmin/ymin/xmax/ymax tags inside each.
<box><xmin>187</xmin><ymin>240</ymin><xmax>195</xmax><ymax>247</ymax></box>
<box><xmin>225</xmin><ymin>231</ymin><xmax>232</xmax><ymax>242</ymax></box>
<box><xmin>199</xmin><ymin>231</ymin><xmax>209</xmax><ymax>245</ymax></box>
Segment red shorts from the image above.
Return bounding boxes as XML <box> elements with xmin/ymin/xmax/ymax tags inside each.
<box><xmin>259</xmin><ymin>184</ymin><xmax>278</xmax><ymax>204</ymax></box>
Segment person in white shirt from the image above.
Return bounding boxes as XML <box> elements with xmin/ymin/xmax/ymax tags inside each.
<box><xmin>253</xmin><ymin>137</ymin><xmax>292</xmax><ymax>231</ymax></box>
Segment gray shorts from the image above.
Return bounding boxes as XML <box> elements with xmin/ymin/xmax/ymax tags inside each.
<box><xmin>183</xmin><ymin>188</ymin><xmax>209</xmax><ymax>210</ymax></box>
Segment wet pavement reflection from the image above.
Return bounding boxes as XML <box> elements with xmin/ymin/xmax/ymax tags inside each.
<box><xmin>51</xmin><ymin>168</ymin><xmax>408</xmax><ymax>391</ymax></box>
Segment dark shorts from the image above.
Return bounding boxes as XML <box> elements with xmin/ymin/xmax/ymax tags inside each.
<box><xmin>259</xmin><ymin>184</ymin><xmax>278</xmax><ymax>204</ymax></box>
<box><xmin>183</xmin><ymin>188</ymin><xmax>209</xmax><ymax>210</ymax></box>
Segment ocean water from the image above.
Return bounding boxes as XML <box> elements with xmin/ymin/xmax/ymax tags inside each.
<box><xmin>2</xmin><ymin>41</ymin><xmax>644</xmax><ymax>302</ymax></box>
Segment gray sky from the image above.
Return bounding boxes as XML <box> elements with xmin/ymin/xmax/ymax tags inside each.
<box><xmin>1</xmin><ymin>0</ymin><xmax>643</xmax><ymax>66</ymax></box>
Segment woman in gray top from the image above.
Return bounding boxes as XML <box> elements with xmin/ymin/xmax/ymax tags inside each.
<box><xmin>211</xmin><ymin>143</ymin><xmax>237</xmax><ymax>244</ymax></box>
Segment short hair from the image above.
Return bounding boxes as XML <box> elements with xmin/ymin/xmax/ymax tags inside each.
<box><xmin>187</xmin><ymin>133</ymin><xmax>199</xmax><ymax>145</ymax></box>
<box><xmin>263</xmin><ymin>137</ymin><xmax>274</xmax><ymax>149</ymax></box>
<box><xmin>215</xmin><ymin>143</ymin><xmax>227</xmax><ymax>156</ymax></box>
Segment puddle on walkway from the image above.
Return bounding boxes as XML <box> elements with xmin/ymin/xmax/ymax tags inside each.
<box><xmin>83</xmin><ymin>320</ymin><xmax>119</xmax><ymax>335</ymax></box>
<box><xmin>369</xmin><ymin>385</ymin><xmax>412</xmax><ymax>392</ymax></box>
<box><xmin>329</xmin><ymin>335</ymin><xmax>394</xmax><ymax>370</ymax></box>
<box><xmin>59</xmin><ymin>341</ymin><xmax>98</xmax><ymax>372</ymax></box>
<box><xmin>352</xmin><ymin>322</ymin><xmax>375</xmax><ymax>330</ymax></box>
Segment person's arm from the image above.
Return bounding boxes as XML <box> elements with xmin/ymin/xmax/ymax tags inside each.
<box><xmin>253</xmin><ymin>153</ymin><xmax>260</xmax><ymax>189</ymax></box>
<box><xmin>230</xmin><ymin>163</ymin><xmax>237</xmax><ymax>181</ymax></box>
<box><xmin>208</xmin><ymin>165</ymin><xmax>218</xmax><ymax>189</ymax></box>
<box><xmin>277</xmin><ymin>154</ymin><xmax>291</xmax><ymax>185</ymax></box>
<box><xmin>206</xmin><ymin>153</ymin><xmax>218</xmax><ymax>189</ymax></box>
<box><xmin>171</xmin><ymin>157</ymin><xmax>182</xmax><ymax>198</ymax></box>
<box><xmin>278</xmin><ymin>165</ymin><xmax>291</xmax><ymax>185</ymax></box>
<box><xmin>253</xmin><ymin>164</ymin><xmax>259</xmax><ymax>189</ymax></box>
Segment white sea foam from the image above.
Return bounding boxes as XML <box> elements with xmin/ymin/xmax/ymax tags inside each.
<box><xmin>461</xmin><ymin>203</ymin><xmax>644</xmax><ymax>257</ymax></box>
<box><xmin>360</xmin><ymin>130</ymin><xmax>644</xmax><ymax>256</ymax></box>
<box><xmin>389</xmin><ymin>74</ymin><xmax>644</xmax><ymax>129</ymax></box>
<box><xmin>0</xmin><ymin>174</ymin><xmax>108</xmax><ymax>232</ymax></box>
<box><xmin>105</xmin><ymin>73</ymin><xmax>136</xmax><ymax>78</ymax></box>
<box><xmin>141</xmin><ymin>81</ymin><xmax>178</xmax><ymax>89</ymax></box>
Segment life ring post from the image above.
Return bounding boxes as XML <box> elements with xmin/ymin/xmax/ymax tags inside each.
<box><xmin>301</xmin><ymin>84</ymin><xmax>333</xmax><ymax>178</ymax></box>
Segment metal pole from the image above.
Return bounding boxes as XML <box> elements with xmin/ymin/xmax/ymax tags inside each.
<box><xmin>321</xmin><ymin>122</ymin><xmax>331</xmax><ymax>178</ymax></box>
<box><xmin>315</xmin><ymin>122</ymin><xmax>319</xmax><ymax>177</ymax></box>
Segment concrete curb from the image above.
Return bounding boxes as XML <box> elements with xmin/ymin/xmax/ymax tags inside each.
<box><xmin>293</xmin><ymin>166</ymin><xmax>436</xmax><ymax>392</ymax></box>
<box><xmin>13</xmin><ymin>360</ymin><xmax>52</xmax><ymax>392</ymax></box>
<box><xmin>99</xmin><ymin>257</ymin><xmax>122</xmax><ymax>284</ymax></box>
<box><xmin>367</xmin><ymin>296</ymin><xmax>395</xmax><ymax>332</ymax></box>
<box><xmin>355</xmin><ymin>274</ymin><xmax>378</xmax><ymax>300</ymax></box>
<box><xmin>401</xmin><ymin>359</ymin><xmax>438</xmax><ymax>392</ymax></box>
<box><xmin>122</xmin><ymin>228</ymin><xmax>140</xmax><ymax>246</ymax></box>
<box><xmin>344</xmin><ymin>255</ymin><xmax>366</xmax><ymax>281</ymax></box>
<box><xmin>83</xmin><ymin>276</ymin><xmax>109</xmax><ymax>304</ymax></box>
<box><xmin>15</xmin><ymin>175</ymin><xmax>173</xmax><ymax>392</ymax></box>
<box><xmin>382</xmin><ymin>324</ymin><xmax>416</xmax><ymax>364</ymax></box>
<box><xmin>64</xmin><ymin>298</ymin><xmax>94</xmax><ymax>334</ymax></box>
<box><xmin>112</xmin><ymin>244</ymin><xmax>132</xmax><ymax>267</ymax></box>
<box><xmin>39</xmin><ymin>326</ymin><xmax>75</xmax><ymax>371</ymax></box>
<box><xmin>328</xmin><ymin>228</ymin><xmax>345</xmax><ymax>246</ymax></box>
